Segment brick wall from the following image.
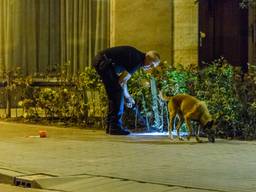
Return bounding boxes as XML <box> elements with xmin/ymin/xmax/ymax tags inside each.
<box><xmin>110</xmin><ymin>0</ymin><xmax>198</xmax><ymax>68</ymax></box>
<box><xmin>110</xmin><ymin>0</ymin><xmax>173</xmax><ymax>64</ymax></box>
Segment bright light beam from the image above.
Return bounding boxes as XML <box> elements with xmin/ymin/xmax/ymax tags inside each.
<box><xmin>130</xmin><ymin>131</ymin><xmax>188</xmax><ymax>136</ymax></box>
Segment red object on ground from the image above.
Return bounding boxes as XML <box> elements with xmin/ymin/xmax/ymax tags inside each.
<box><xmin>39</xmin><ymin>130</ymin><xmax>47</xmax><ymax>138</ymax></box>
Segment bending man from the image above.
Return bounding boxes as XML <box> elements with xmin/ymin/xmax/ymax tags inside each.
<box><xmin>93</xmin><ymin>46</ymin><xmax>160</xmax><ymax>135</ymax></box>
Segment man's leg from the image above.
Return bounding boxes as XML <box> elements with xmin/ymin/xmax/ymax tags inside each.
<box><xmin>104</xmin><ymin>76</ymin><xmax>129</xmax><ymax>135</ymax></box>
<box><xmin>95</xmin><ymin>64</ymin><xmax>129</xmax><ymax>135</ymax></box>
<box><xmin>108</xmin><ymin>87</ymin><xmax>124</xmax><ymax>126</ymax></box>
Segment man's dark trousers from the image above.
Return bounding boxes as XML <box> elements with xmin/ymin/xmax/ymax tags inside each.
<box><xmin>93</xmin><ymin>54</ymin><xmax>124</xmax><ymax>131</ymax></box>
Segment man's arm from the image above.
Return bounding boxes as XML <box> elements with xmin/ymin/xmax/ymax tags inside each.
<box><xmin>118</xmin><ymin>71</ymin><xmax>135</xmax><ymax>107</ymax></box>
<box><xmin>123</xmin><ymin>83</ymin><xmax>131</xmax><ymax>98</ymax></box>
<box><xmin>118</xmin><ymin>71</ymin><xmax>131</xmax><ymax>87</ymax></box>
<box><xmin>123</xmin><ymin>83</ymin><xmax>135</xmax><ymax>107</ymax></box>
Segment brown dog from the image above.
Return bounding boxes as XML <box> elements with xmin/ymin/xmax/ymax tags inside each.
<box><xmin>160</xmin><ymin>92</ymin><xmax>215</xmax><ymax>143</ymax></box>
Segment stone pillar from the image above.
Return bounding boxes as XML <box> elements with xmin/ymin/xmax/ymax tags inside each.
<box><xmin>173</xmin><ymin>0</ymin><xmax>198</xmax><ymax>68</ymax></box>
<box><xmin>110</xmin><ymin>0</ymin><xmax>173</xmax><ymax>64</ymax></box>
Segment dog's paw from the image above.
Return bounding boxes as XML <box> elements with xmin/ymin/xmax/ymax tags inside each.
<box><xmin>168</xmin><ymin>134</ymin><xmax>174</xmax><ymax>140</ymax></box>
<box><xmin>179</xmin><ymin>137</ymin><xmax>184</xmax><ymax>141</ymax></box>
<box><xmin>196</xmin><ymin>137</ymin><xmax>203</xmax><ymax>143</ymax></box>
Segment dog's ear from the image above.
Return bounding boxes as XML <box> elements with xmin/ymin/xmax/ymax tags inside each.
<box><xmin>158</xmin><ymin>90</ymin><xmax>169</xmax><ymax>101</ymax></box>
<box><xmin>158</xmin><ymin>90</ymin><xmax>164</xmax><ymax>100</ymax></box>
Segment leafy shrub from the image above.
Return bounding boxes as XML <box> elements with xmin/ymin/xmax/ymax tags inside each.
<box><xmin>1</xmin><ymin>59</ymin><xmax>256</xmax><ymax>139</ymax></box>
<box><xmin>9</xmin><ymin>66</ymin><xmax>107</xmax><ymax>127</ymax></box>
<box><xmin>194</xmin><ymin>58</ymin><xmax>243</xmax><ymax>138</ymax></box>
<box><xmin>126</xmin><ymin>62</ymin><xmax>198</xmax><ymax>132</ymax></box>
<box><xmin>240</xmin><ymin>0</ymin><xmax>256</xmax><ymax>8</ymax></box>
<box><xmin>127</xmin><ymin>58</ymin><xmax>256</xmax><ymax>139</ymax></box>
<box><xmin>232</xmin><ymin>64</ymin><xmax>256</xmax><ymax>139</ymax></box>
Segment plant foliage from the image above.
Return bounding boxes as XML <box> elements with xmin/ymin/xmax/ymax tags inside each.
<box><xmin>1</xmin><ymin>58</ymin><xmax>256</xmax><ymax>139</ymax></box>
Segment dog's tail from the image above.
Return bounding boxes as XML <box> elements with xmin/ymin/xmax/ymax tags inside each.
<box><xmin>159</xmin><ymin>91</ymin><xmax>172</xmax><ymax>101</ymax></box>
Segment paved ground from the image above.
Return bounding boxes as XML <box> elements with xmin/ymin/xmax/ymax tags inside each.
<box><xmin>0</xmin><ymin>121</ymin><xmax>256</xmax><ymax>192</ymax></box>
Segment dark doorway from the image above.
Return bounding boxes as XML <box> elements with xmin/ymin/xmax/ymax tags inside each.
<box><xmin>199</xmin><ymin>0</ymin><xmax>248</xmax><ymax>67</ymax></box>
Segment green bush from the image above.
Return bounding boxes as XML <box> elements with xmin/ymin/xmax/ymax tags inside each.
<box><xmin>194</xmin><ymin>58</ymin><xmax>243</xmax><ymax>138</ymax></box>
<box><xmin>127</xmin><ymin>58</ymin><xmax>256</xmax><ymax>139</ymax></box>
<box><xmin>14</xmin><ymin>66</ymin><xmax>107</xmax><ymax>127</ymax></box>
<box><xmin>2</xmin><ymin>59</ymin><xmax>256</xmax><ymax>139</ymax></box>
<box><xmin>232</xmin><ymin>64</ymin><xmax>256</xmax><ymax>139</ymax></box>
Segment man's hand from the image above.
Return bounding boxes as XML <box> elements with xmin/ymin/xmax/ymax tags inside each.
<box><xmin>118</xmin><ymin>71</ymin><xmax>131</xmax><ymax>86</ymax></box>
<box><xmin>122</xmin><ymin>83</ymin><xmax>135</xmax><ymax>108</ymax></box>
<box><xmin>126</xmin><ymin>97</ymin><xmax>135</xmax><ymax>108</ymax></box>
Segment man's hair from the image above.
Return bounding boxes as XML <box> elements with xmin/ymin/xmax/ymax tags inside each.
<box><xmin>146</xmin><ymin>50</ymin><xmax>160</xmax><ymax>62</ymax></box>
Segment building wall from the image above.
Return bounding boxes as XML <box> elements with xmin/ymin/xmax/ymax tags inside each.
<box><xmin>173</xmin><ymin>0</ymin><xmax>198</xmax><ymax>68</ymax></box>
<box><xmin>110</xmin><ymin>0</ymin><xmax>173</xmax><ymax>64</ymax></box>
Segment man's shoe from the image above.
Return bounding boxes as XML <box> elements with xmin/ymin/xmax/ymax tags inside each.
<box><xmin>109</xmin><ymin>128</ymin><xmax>130</xmax><ymax>135</ymax></box>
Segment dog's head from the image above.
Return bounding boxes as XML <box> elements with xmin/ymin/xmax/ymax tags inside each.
<box><xmin>204</xmin><ymin>120</ymin><xmax>216</xmax><ymax>143</ymax></box>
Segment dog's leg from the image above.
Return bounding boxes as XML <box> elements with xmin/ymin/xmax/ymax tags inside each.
<box><xmin>195</xmin><ymin>125</ymin><xmax>200</xmax><ymax>142</ymax></box>
<box><xmin>195</xmin><ymin>125</ymin><xmax>203</xmax><ymax>143</ymax></box>
<box><xmin>185</xmin><ymin>117</ymin><xmax>203</xmax><ymax>143</ymax></box>
<box><xmin>168</xmin><ymin>113</ymin><xmax>176</xmax><ymax>140</ymax></box>
<box><xmin>176</xmin><ymin>114</ymin><xmax>184</xmax><ymax>141</ymax></box>
<box><xmin>184</xmin><ymin>116</ymin><xmax>193</xmax><ymax>141</ymax></box>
